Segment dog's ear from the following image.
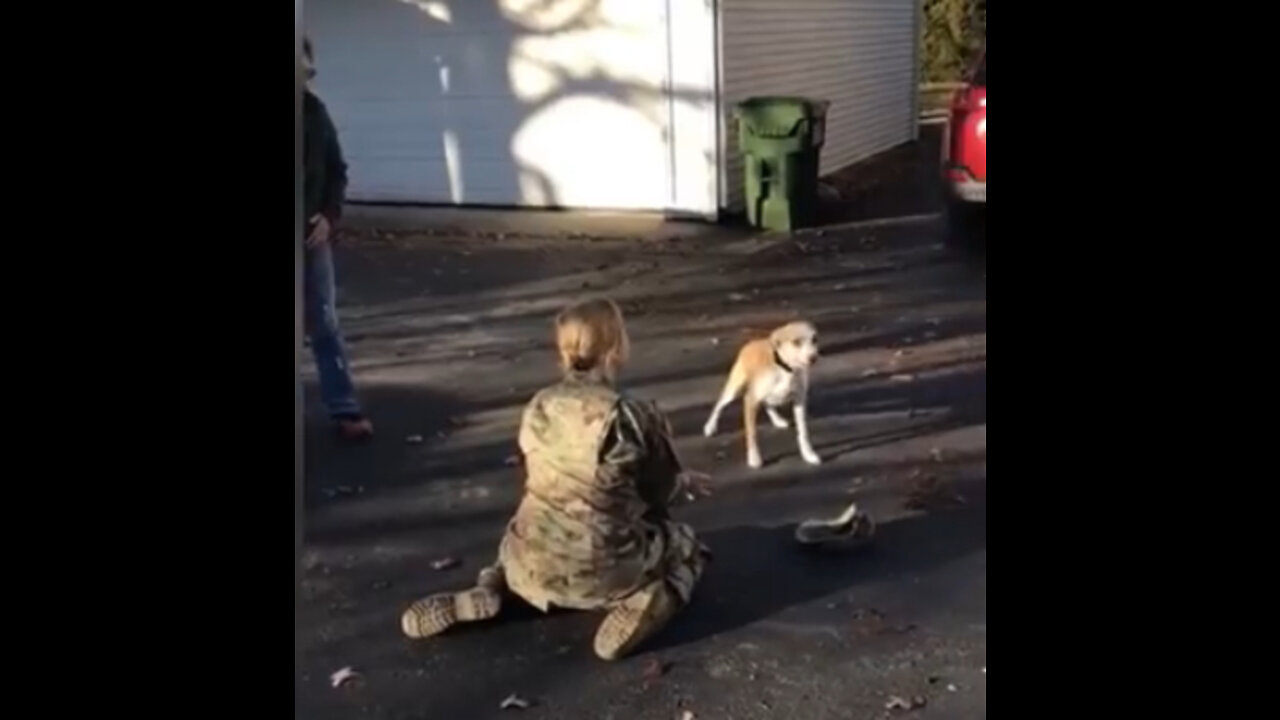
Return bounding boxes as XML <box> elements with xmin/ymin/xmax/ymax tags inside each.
<box><xmin>768</xmin><ymin>327</ymin><xmax>785</xmax><ymax>348</ymax></box>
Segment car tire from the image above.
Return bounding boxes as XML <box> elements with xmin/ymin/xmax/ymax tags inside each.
<box><xmin>944</xmin><ymin>199</ymin><xmax>985</xmax><ymax>253</ymax></box>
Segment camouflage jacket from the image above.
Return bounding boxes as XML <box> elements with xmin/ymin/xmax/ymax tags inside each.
<box><xmin>499</xmin><ymin>370</ymin><xmax>684</xmax><ymax>610</ymax></box>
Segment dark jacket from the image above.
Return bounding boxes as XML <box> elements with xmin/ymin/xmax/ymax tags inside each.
<box><xmin>303</xmin><ymin>90</ymin><xmax>347</xmax><ymax>228</ymax></box>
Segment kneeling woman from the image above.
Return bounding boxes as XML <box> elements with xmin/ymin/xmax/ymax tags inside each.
<box><xmin>401</xmin><ymin>299</ymin><xmax>711</xmax><ymax>660</ymax></box>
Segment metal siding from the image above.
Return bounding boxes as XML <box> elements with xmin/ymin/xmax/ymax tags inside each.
<box><xmin>719</xmin><ymin>0</ymin><xmax>918</xmax><ymax>211</ymax></box>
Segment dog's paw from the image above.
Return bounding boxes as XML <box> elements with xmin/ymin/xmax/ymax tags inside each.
<box><xmin>747</xmin><ymin>450</ymin><xmax>763</xmax><ymax>469</ymax></box>
<box><xmin>702</xmin><ymin>421</ymin><xmax>717</xmax><ymax>438</ymax></box>
<box><xmin>801</xmin><ymin>449</ymin><xmax>823</xmax><ymax>466</ymax></box>
<box><xmin>768</xmin><ymin>414</ymin><xmax>790</xmax><ymax>429</ymax></box>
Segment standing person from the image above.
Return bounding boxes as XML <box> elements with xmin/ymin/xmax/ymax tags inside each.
<box><xmin>303</xmin><ymin>36</ymin><xmax>372</xmax><ymax>440</ymax></box>
<box><xmin>400</xmin><ymin>299</ymin><xmax>712</xmax><ymax>660</ymax></box>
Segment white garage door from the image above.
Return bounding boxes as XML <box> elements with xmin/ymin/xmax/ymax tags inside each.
<box><xmin>307</xmin><ymin>0</ymin><xmax>717</xmax><ymax>215</ymax></box>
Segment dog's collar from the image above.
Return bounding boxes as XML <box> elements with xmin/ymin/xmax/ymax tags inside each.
<box><xmin>773</xmin><ymin>349</ymin><xmax>795</xmax><ymax>373</ymax></box>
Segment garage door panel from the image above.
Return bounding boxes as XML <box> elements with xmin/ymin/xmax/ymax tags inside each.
<box><xmin>308</xmin><ymin>0</ymin><xmax>678</xmax><ymax>210</ymax></box>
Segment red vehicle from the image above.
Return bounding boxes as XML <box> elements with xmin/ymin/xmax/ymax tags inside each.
<box><xmin>942</xmin><ymin>49</ymin><xmax>986</xmax><ymax>247</ymax></box>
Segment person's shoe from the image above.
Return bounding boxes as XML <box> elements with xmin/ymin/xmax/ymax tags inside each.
<box><xmin>593</xmin><ymin>581</ymin><xmax>679</xmax><ymax>661</ymax></box>
<box><xmin>335</xmin><ymin>414</ymin><xmax>373</xmax><ymax>441</ymax></box>
<box><xmin>400</xmin><ymin>586</ymin><xmax>502</xmax><ymax>639</ymax></box>
<box><xmin>794</xmin><ymin>501</ymin><xmax>876</xmax><ymax>549</ymax></box>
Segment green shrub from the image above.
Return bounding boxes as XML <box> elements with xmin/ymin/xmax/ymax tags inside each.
<box><xmin>921</xmin><ymin>0</ymin><xmax>986</xmax><ymax>83</ymax></box>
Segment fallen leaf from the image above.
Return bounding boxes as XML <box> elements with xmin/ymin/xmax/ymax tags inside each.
<box><xmin>889</xmin><ymin>374</ymin><xmax>915</xmax><ymax>382</ymax></box>
<box><xmin>504</xmin><ymin>454</ymin><xmax>522</xmax><ymax>466</ymax></box>
<box><xmin>884</xmin><ymin>695</ymin><xmax>926</xmax><ymax>711</ymax></box>
<box><xmin>405</xmin><ymin>434</ymin><xmax>424</xmax><ymax>444</ymax></box>
<box><xmin>904</xmin><ymin>474</ymin><xmax>965</xmax><ymax>511</ymax></box>
<box><xmin>330</xmin><ymin>666</ymin><xmax>361</xmax><ymax>688</ymax></box>
<box><xmin>877</xmin><ymin>623</ymin><xmax>917</xmax><ymax>636</ymax></box>
<box><xmin>850</xmin><ymin>607</ymin><xmax>887</xmax><ymax>635</ymax></box>
<box><xmin>431</xmin><ymin>557</ymin><xmax>461</xmax><ymax>571</ymax></box>
<box><xmin>947</xmin><ymin>684</ymin><xmax>958</xmax><ymax>692</ymax></box>
<box><xmin>642</xmin><ymin>658</ymin><xmax>670</xmax><ymax>682</ymax></box>
<box><xmin>499</xmin><ymin>694</ymin><xmax>530</xmax><ymax>710</ymax></box>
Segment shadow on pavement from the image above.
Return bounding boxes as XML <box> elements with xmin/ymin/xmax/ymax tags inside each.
<box><xmin>650</xmin><ymin>473</ymin><xmax>986</xmax><ymax>653</ymax></box>
<box><xmin>303</xmin><ymin>382</ymin><xmax>481</xmax><ymax>505</ymax></box>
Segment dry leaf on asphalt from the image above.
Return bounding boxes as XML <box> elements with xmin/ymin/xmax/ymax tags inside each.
<box><xmin>642</xmin><ymin>657</ymin><xmax>670</xmax><ymax>685</ymax></box>
<box><xmin>904</xmin><ymin>474</ymin><xmax>966</xmax><ymax>511</ymax></box>
<box><xmin>329</xmin><ymin>666</ymin><xmax>361</xmax><ymax>688</ymax></box>
<box><xmin>499</xmin><ymin>694</ymin><xmax>530</xmax><ymax>710</ymax></box>
<box><xmin>884</xmin><ymin>695</ymin><xmax>926</xmax><ymax>711</ymax></box>
<box><xmin>431</xmin><ymin>557</ymin><xmax>461</xmax><ymax>571</ymax></box>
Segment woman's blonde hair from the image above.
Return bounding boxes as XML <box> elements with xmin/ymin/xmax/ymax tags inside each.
<box><xmin>554</xmin><ymin>298</ymin><xmax>630</xmax><ymax>374</ymax></box>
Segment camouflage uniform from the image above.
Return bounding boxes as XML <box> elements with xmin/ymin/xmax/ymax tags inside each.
<box><xmin>498</xmin><ymin>370</ymin><xmax>708</xmax><ymax>612</ymax></box>
<box><xmin>400</xmin><ymin>370</ymin><xmax>707</xmax><ymax>656</ymax></box>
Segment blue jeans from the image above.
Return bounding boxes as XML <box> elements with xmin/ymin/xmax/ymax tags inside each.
<box><xmin>305</xmin><ymin>243</ymin><xmax>361</xmax><ymax>418</ymax></box>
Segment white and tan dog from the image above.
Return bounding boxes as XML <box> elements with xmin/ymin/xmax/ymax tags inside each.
<box><xmin>703</xmin><ymin>321</ymin><xmax>822</xmax><ymax>469</ymax></box>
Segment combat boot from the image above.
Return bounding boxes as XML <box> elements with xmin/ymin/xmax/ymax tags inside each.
<box><xmin>593</xmin><ymin>580</ymin><xmax>678</xmax><ymax>660</ymax></box>
<box><xmin>400</xmin><ymin>565</ymin><xmax>505</xmax><ymax>639</ymax></box>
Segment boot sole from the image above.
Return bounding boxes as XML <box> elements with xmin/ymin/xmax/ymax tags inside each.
<box><xmin>593</xmin><ymin>585</ymin><xmax>676</xmax><ymax>661</ymax></box>
<box><xmin>401</xmin><ymin>587</ymin><xmax>501</xmax><ymax>639</ymax></box>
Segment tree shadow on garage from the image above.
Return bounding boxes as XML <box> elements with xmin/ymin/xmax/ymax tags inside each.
<box><xmin>312</xmin><ymin>0</ymin><xmax>713</xmax><ymax>218</ymax></box>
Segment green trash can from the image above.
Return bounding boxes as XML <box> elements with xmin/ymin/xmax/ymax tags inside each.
<box><xmin>734</xmin><ymin>96</ymin><xmax>830</xmax><ymax>231</ymax></box>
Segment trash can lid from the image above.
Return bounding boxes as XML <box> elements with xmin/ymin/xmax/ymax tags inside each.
<box><xmin>734</xmin><ymin>96</ymin><xmax>830</xmax><ymax>138</ymax></box>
